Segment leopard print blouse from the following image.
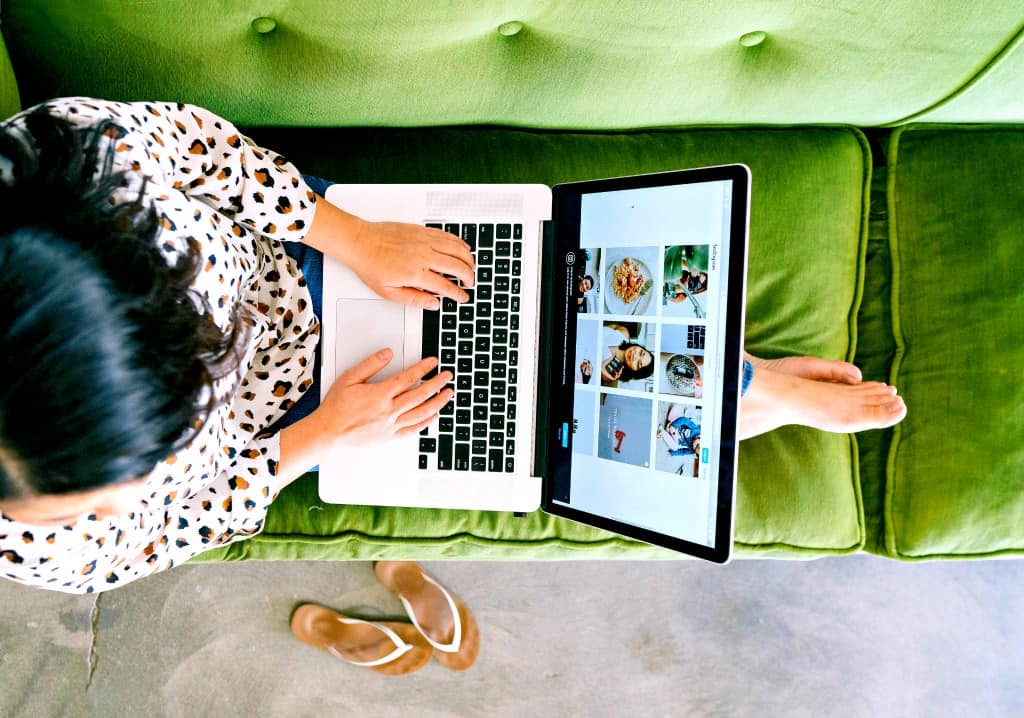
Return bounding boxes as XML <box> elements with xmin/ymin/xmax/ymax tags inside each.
<box><xmin>0</xmin><ymin>97</ymin><xmax>320</xmax><ymax>594</ymax></box>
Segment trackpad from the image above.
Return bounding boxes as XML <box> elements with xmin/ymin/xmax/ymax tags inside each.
<box><xmin>335</xmin><ymin>299</ymin><xmax>406</xmax><ymax>383</ymax></box>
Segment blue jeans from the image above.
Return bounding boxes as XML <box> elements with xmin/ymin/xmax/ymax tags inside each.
<box><xmin>741</xmin><ymin>359</ymin><xmax>754</xmax><ymax>397</ymax></box>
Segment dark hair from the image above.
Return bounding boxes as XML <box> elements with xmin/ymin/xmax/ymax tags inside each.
<box><xmin>617</xmin><ymin>341</ymin><xmax>655</xmax><ymax>382</ymax></box>
<box><xmin>0</xmin><ymin>104</ymin><xmax>250</xmax><ymax>500</ymax></box>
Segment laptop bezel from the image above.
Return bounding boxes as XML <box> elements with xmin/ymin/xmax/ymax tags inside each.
<box><xmin>539</xmin><ymin>165</ymin><xmax>750</xmax><ymax>564</ymax></box>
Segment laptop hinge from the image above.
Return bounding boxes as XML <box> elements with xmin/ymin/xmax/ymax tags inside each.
<box><xmin>531</xmin><ymin>219</ymin><xmax>557</xmax><ymax>484</ymax></box>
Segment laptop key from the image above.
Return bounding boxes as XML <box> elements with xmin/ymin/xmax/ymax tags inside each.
<box><xmin>438</xmin><ymin>435</ymin><xmax>454</xmax><ymax>470</ymax></box>
<box><xmin>513</xmin><ymin>223</ymin><xmax>522</xmax><ymax>239</ymax></box>
<box><xmin>505</xmin><ymin>457</ymin><xmax>515</xmax><ymax>473</ymax></box>
<box><xmin>472</xmin><ymin>439</ymin><xmax>487</xmax><ymax>455</ymax></box>
<box><xmin>419</xmin><ymin>438</ymin><xmax>437</xmax><ymax>453</ymax></box>
<box><xmin>461</xmin><ymin>224</ymin><xmax>477</xmax><ymax>250</ymax></box>
<box><xmin>444</xmin><ymin>223</ymin><xmax>460</xmax><ymax>236</ymax></box>
<box><xmin>488</xmin><ymin>450</ymin><xmax>503</xmax><ymax>472</ymax></box>
<box><xmin>419</xmin><ymin>455</ymin><xmax>429</xmax><ymax>470</ymax></box>
<box><xmin>455</xmin><ymin>443</ymin><xmax>470</xmax><ymax>470</ymax></box>
<box><xmin>472</xmin><ymin>422</ymin><xmax>487</xmax><ymax>438</ymax></box>
<box><xmin>497</xmin><ymin>224</ymin><xmax>512</xmax><ymax>239</ymax></box>
<box><xmin>422</xmin><ymin>308</ymin><xmax>439</xmax><ymax>379</ymax></box>
<box><xmin>479</xmin><ymin>224</ymin><xmax>494</xmax><ymax>248</ymax></box>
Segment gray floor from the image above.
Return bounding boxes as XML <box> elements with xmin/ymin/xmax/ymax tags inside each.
<box><xmin>1</xmin><ymin>556</ymin><xmax>1021</xmax><ymax>718</ymax></box>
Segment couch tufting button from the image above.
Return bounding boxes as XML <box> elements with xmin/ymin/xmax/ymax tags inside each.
<box><xmin>252</xmin><ymin>17</ymin><xmax>277</xmax><ymax>34</ymax></box>
<box><xmin>498</xmin><ymin>21</ymin><xmax>524</xmax><ymax>37</ymax></box>
<box><xmin>739</xmin><ymin>30</ymin><xmax>767</xmax><ymax>47</ymax></box>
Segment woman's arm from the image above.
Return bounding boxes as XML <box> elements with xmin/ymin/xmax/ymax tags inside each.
<box><xmin>301</xmin><ymin>198</ymin><xmax>475</xmax><ymax>310</ymax></box>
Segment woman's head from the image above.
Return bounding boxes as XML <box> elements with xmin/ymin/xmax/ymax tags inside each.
<box><xmin>0</xmin><ymin>104</ymin><xmax>249</xmax><ymax>510</ymax></box>
<box><xmin>616</xmin><ymin>341</ymin><xmax>654</xmax><ymax>382</ymax></box>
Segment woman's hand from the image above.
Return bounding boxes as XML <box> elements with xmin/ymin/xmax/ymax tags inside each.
<box><xmin>344</xmin><ymin>219</ymin><xmax>475</xmax><ymax>310</ymax></box>
<box><xmin>312</xmin><ymin>348</ymin><xmax>454</xmax><ymax>448</ymax></box>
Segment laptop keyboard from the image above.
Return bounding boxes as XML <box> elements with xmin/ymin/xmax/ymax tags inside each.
<box><xmin>420</xmin><ymin>222</ymin><xmax>524</xmax><ymax>473</ymax></box>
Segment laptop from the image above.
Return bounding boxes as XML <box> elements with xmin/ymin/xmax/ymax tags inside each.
<box><xmin>319</xmin><ymin>165</ymin><xmax>750</xmax><ymax>563</ymax></box>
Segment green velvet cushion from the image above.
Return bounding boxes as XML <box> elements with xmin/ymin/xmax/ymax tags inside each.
<box><xmin>884</xmin><ymin>125</ymin><xmax>1024</xmax><ymax>559</ymax></box>
<box><xmin>191</xmin><ymin>126</ymin><xmax>870</xmax><ymax>563</ymax></box>
<box><xmin>4</xmin><ymin>0</ymin><xmax>1024</xmax><ymax>127</ymax></box>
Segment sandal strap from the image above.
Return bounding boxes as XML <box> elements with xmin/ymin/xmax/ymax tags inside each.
<box><xmin>399</xmin><ymin>572</ymin><xmax>462</xmax><ymax>654</ymax></box>
<box><xmin>326</xmin><ymin>617</ymin><xmax>414</xmax><ymax>667</ymax></box>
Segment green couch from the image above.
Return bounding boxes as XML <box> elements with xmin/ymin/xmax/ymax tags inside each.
<box><xmin>2</xmin><ymin>2</ymin><xmax>1021</xmax><ymax>562</ymax></box>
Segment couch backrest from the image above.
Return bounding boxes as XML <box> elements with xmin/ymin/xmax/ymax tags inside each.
<box><xmin>2</xmin><ymin>1</ymin><xmax>1023</xmax><ymax>127</ymax></box>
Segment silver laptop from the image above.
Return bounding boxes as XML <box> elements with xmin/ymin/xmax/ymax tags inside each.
<box><xmin>319</xmin><ymin>166</ymin><xmax>750</xmax><ymax>563</ymax></box>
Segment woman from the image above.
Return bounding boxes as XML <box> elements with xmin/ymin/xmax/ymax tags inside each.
<box><xmin>0</xmin><ymin>98</ymin><xmax>907</xmax><ymax>596</ymax></box>
<box><xmin>0</xmin><ymin>98</ymin><xmax>470</xmax><ymax>594</ymax></box>
<box><xmin>600</xmin><ymin>322</ymin><xmax>655</xmax><ymax>387</ymax></box>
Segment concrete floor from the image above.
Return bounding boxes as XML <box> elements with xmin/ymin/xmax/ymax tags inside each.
<box><xmin>1</xmin><ymin>556</ymin><xmax>1021</xmax><ymax>718</ymax></box>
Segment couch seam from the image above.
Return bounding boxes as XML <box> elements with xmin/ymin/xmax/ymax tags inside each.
<box><xmin>225</xmin><ymin>531</ymin><xmax>866</xmax><ymax>556</ymax></box>
<box><xmin>847</xmin><ymin>127</ymin><xmax>873</xmax><ymax>554</ymax></box>
<box><xmin>882</xmin><ymin>22</ymin><xmax>1024</xmax><ymax>126</ymax></box>
<box><xmin>884</xmin><ymin>126</ymin><xmax>906</xmax><ymax>559</ymax></box>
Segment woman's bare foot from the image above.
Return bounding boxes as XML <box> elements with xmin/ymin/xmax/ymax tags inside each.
<box><xmin>745</xmin><ymin>351</ymin><xmax>862</xmax><ymax>384</ymax></box>
<box><xmin>739</xmin><ymin>355</ymin><xmax>906</xmax><ymax>440</ymax></box>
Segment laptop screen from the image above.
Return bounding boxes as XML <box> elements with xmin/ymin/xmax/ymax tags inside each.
<box><xmin>542</xmin><ymin>166</ymin><xmax>749</xmax><ymax>562</ymax></box>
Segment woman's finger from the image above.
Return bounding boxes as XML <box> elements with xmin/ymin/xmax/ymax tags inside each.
<box><xmin>385</xmin><ymin>355</ymin><xmax>440</xmax><ymax>396</ymax></box>
<box><xmin>428</xmin><ymin>231</ymin><xmax>475</xmax><ymax>271</ymax></box>
<box><xmin>428</xmin><ymin>249</ymin><xmax>476</xmax><ymax>289</ymax></box>
<box><xmin>393</xmin><ymin>370</ymin><xmax>453</xmax><ymax>416</ymax></box>
<box><xmin>416</xmin><ymin>267</ymin><xmax>471</xmax><ymax>304</ymax></box>
<box><xmin>393</xmin><ymin>385</ymin><xmax>455</xmax><ymax>431</ymax></box>
<box><xmin>395</xmin><ymin>411</ymin><xmax>445</xmax><ymax>439</ymax></box>
<box><xmin>339</xmin><ymin>347</ymin><xmax>395</xmax><ymax>385</ymax></box>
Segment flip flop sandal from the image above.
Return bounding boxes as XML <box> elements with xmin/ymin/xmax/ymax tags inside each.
<box><xmin>290</xmin><ymin>603</ymin><xmax>433</xmax><ymax>676</ymax></box>
<box><xmin>374</xmin><ymin>561</ymin><xmax>480</xmax><ymax>671</ymax></box>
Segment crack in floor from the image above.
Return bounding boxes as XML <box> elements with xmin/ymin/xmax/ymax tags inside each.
<box><xmin>86</xmin><ymin>593</ymin><xmax>101</xmax><ymax>689</ymax></box>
